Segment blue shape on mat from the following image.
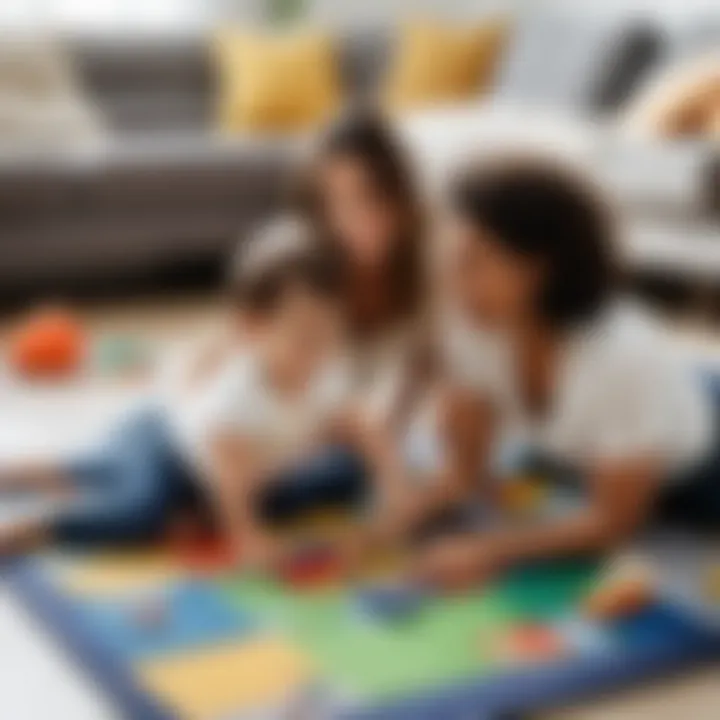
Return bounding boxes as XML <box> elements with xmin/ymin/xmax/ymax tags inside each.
<box><xmin>76</xmin><ymin>581</ymin><xmax>257</xmax><ymax>660</ymax></box>
<box><xmin>354</xmin><ymin>583</ymin><xmax>427</xmax><ymax>623</ymax></box>
<box><xmin>554</xmin><ymin>615</ymin><xmax>616</xmax><ymax>656</ymax></box>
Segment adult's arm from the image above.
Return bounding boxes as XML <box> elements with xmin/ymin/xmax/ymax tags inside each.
<box><xmin>415</xmin><ymin>457</ymin><xmax>661</xmax><ymax>589</ymax></box>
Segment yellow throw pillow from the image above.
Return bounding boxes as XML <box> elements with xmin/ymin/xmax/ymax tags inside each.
<box><xmin>385</xmin><ymin>18</ymin><xmax>509</xmax><ymax>112</ymax></box>
<box><xmin>214</xmin><ymin>29</ymin><xmax>341</xmax><ymax>133</ymax></box>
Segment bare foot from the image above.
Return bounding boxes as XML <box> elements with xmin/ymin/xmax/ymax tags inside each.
<box><xmin>0</xmin><ymin>520</ymin><xmax>48</xmax><ymax>557</ymax></box>
<box><xmin>0</xmin><ymin>462</ymin><xmax>71</xmax><ymax>495</ymax></box>
<box><xmin>337</xmin><ymin>527</ymin><xmax>376</xmax><ymax>579</ymax></box>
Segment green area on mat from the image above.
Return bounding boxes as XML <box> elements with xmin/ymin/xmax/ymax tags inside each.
<box><xmin>222</xmin><ymin>559</ymin><xmax>598</xmax><ymax>700</ymax></box>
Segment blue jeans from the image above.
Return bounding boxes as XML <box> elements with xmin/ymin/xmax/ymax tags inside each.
<box><xmin>53</xmin><ymin>407</ymin><xmax>367</xmax><ymax>546</ymax></box>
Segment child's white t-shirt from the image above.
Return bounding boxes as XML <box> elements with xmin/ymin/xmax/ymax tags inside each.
<box><xmin>441</xmin><ymin>301</ymin><xmax>714</xmax><ymax>478</ymax></box>
<box><xmin>165</xmin><ymin>351</ymin><xmax>349</xmax><ymax>477</ymax></box>
<box><xmin>346</xmin><ymin>323</ymin><xmax>419</xmax><ymax>423</ymax></box>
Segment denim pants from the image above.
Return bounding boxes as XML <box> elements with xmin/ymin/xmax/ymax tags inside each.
<box><xmin>52</xmin><ymin>407</ymin><xmax>367</xmax><ymax>545</ymax></box>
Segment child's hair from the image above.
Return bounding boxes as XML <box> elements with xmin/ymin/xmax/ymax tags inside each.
<box><xmin>451</xmin><ymin>155</ymin><xmax>618</xmax><ymax>329</ymax></box>
<box><xmin>228</xmin><ymin>216</ymin><xmax>344</xmax><ymax>313</ymax></box>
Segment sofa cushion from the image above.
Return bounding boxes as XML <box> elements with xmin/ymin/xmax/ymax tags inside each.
<box><xmin>400</xmin><ymin>102</ymin><xmax>712</xmax><ymax>221</ymax></box>
<box><xmin>72</xmin><ymin>37</ymin><xmax>212</xmax><ymax>132</ymax></box>
<box><xmin>0</xmin><ymin>134</ymin><xmax>298</xmax><ymax>283</ymax></box>
<box><xmin>213</xmin><ymin>28</ymin><xmax>341</xmax><ymax>133</ymax></box>
<box><xmin>400</xmin><ymin>103</ymin><xmax>597</xmax><ymax>195</ymax></box>
<box><xmin>74</xmin><ymin>37</ymin><xmax>210</xmax><ymax>94</ymax></box>
<box><xmin>337</xmin><ymin>27</ymin><xmax>392</xmax><ymax>100</ymax></box>
<box><xmin>384</xmin><ymin>17</ymin><xmax>508</xmax><ymax>111</ymax></box>
<box><xmin>88</xmin><ymin>92</ymin><xmax>210</xmax><ymax>134</ymax></box>
<box><xmin>493</xmin><ymin>10</ymin><xmax>663</xmax><ymax>113</ymax></box>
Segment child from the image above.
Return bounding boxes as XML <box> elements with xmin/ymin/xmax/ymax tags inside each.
<box><xmin>0</xmin><ymin>217</ymin><xmax>377</xmax><ymax>565</ymax></box>
<box><xmin>410</xmin><ymin>156</ymin><xmax>719</xmax><ymax>589</ymax></box>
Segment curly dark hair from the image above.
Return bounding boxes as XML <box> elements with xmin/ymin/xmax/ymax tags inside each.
<box><xmin>451</xmin><ymin>155</ymin><xmax>618</xmax><ymax>329</ymax></box>
<box><xmin>295</xmin><ymin>109</ymin><xmax>424</xmax><ymax>337</ymax></box>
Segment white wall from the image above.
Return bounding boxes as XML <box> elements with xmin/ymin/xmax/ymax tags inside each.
<box><xmin>2</xmin><ymin>0</ymin><xmax>716</xmax><ymax>32</ymax></box>
<box><xmin>305</xmin><ymin>0</ymin><xmax>531</xmax><ymax>26</ymax></box>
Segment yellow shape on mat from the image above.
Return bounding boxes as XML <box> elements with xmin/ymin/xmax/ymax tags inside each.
<box><xmin>140</xmin><ymin>638</ymin><xmax>314</xmax><ymax>719</ymax></box>
<box><xmin>61</xmin><ymin>551</ymin><xmax>178</xmax><ymax>597</ymax></box>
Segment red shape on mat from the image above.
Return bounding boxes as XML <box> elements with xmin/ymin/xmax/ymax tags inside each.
<box><xmin>500</xmin><ymin>623</ymin><xmax>567</xmax><ymax>662</ymax></box>
<box><xmin>277</xmin><ymin>544</ymin><xmax>344</xmax><ymax>589</ymax></box>
<box><xmin>171</xmin><ymin>535</ymin><xmax>238</xmax><ymax>575</ymax></box>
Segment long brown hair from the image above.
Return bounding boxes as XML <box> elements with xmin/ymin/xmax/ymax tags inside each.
<box><xmin>296</xmin><ymin>109</ymin><xmax>424</xmax><ymax>339</ymax></box>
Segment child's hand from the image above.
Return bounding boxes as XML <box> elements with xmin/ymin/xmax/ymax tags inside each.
<box><xmin>412</xmin><ymin>535</ymin><xmax>502</xmax><ymax>592</ymax></box>
<box><xmin>377</xmin><ymin>487</ymin><xmax>426</xmax><ymax>539</ymax></box>
<box><xmin>337</xmin><ymin>527</ymin><xmax>375</xmax><ymax>577</ymax></box>
<box><xmin>242</xmin><ymin>531</ymin><xmax>280</xmax><ymax>571</ymax></box>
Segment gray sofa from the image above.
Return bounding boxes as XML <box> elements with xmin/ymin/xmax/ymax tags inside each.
<box><xmin>0</xmin><ymin>8</ymin><xmax>716</xmax><ymax>299</ymax></box>
<box><xmin>0</xmin><ymin>30</ymin><xmax>396</xmax><ymax>295</ymax></box>
<box><xmin>0</xmin><ymin>37</ymin><xmax>295</xmax><ymax>294</ymax></box>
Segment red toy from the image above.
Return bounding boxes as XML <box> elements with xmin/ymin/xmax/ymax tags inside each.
<box><xmin>8</xmin><ymin>306</ymin><xmax>87</xmax><ymax>379</ymax></box>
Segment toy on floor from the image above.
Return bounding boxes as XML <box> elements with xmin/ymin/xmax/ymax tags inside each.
<box><xmin>583</xmin><ymin>558</ymin><xmax>657</xmax><ymax>621</ymax></box>
<box><xmin>92</xmin><ymin>333</ymin><xmax>152</xmax><ymax>377</ymax></box>
<box><xmin>8</xmin><ymin>306</ymin><xmax>87</xmax><ymax>379</ymax></box>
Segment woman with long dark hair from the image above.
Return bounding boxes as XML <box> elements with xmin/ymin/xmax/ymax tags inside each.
<box><xmin>299</xmin><ymin>110</ymin><xmax>428</xmax><ymax>427</ymax></box>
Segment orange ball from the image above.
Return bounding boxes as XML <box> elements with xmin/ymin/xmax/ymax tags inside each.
<box><xmin>8</xmin><ymin>308</ymin><xmax>86</xmax><ymax>379</ymax></box>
